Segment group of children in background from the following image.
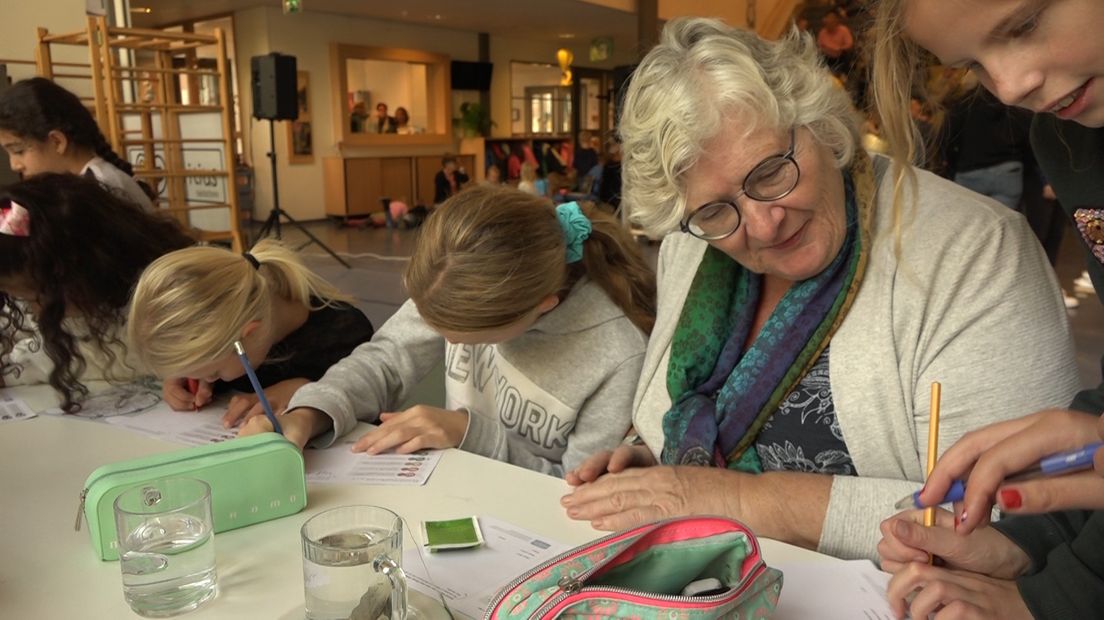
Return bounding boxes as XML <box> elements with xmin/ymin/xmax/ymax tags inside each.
<box><xmin>0</xmin><ymin>76</ymin><xmax>653</xmax><ymax>477</ymax></box>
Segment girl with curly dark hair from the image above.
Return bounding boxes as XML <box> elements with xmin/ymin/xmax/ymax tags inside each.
<box><xmin>0</xmin><ymin>77</ymin><xmax>156</xmax><ymax>211</ymax></box>
<box><xmin>0</xmin><ymin>174</ymin><xmax>193</xmax><ymax>411</ymax></box>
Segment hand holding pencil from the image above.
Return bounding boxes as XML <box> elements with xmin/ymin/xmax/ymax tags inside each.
<box><xmin>911</xmin><ymin>408</ymin><xmax>1104</xmax><ymax>535</ymax></box>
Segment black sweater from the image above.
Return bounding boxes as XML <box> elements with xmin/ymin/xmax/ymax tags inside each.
<box><xmin>222</xmin><ymin>301</ymin><xmax>374</xmax><ymax>393</ymax></box>
<box><xmin>941</xmin><ymin>89</ymin><xmax>1032</xmax><ymax>176</ymax></box>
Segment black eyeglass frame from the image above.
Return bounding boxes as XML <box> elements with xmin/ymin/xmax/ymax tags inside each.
<box><xmin>679</xmin><ymin>127</ymin><xmax>801</xmax><ymax>241</ymax></box>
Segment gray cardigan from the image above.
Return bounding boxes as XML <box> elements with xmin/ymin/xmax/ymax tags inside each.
<box><xmin>287</xmin><ymin>278</ymin><xmax>647</xmax><ymax>477</ymax></box>
<box><xmin>632</xmin><ymin>161</ymin><xmax>1080</xmax><ymax>560</ymax></box>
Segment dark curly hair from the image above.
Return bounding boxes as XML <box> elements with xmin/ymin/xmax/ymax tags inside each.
<box><xmin>0</xmin><ymin>77</ymin><xmax>151</xmax><ymax>195</ymax></box>
<box><xmin>0</xmin><ymin>174</ymin><xmax>194</xmax><ymax>411</ymax></box>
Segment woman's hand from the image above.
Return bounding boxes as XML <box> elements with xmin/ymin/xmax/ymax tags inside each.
<box><xmin>886</xmin><ymin>564</ymin><xmax>1031</xmax><ymax>620</ymax></box>
<box><xmin>561</xmin><ymin>465</ymin><xmax>738</xmax><ymax>531</ymax></box>
<box><xmin>162</xmin><ymin>377</ymin><xmax>212</xmax><ymax>411</ymax></box>
<box><xmin>918</xmin><ymin>409</ymin><xmax>1103</xmax><ymax>534</ymax></box>
<box><xmin>221</xmin><ymin>378</ymin><xmax>310</xmax><ymax>428</ymax></box>
<box><xmin>878</xmin><ymin>509</ymin><xmax>1029</xmax><ymax>579</ymax></box>
<box><xmin>351</xmin><ymin>405</ymin><xmax>469</xmax><ymax>454</ymax></box>
<box><xmin>238</xmin><ymin>406</ymin><xmax>328</xmax><ymax>450</ymax></box>
<box><xmin>564</xmin><ymin>445</ymin><xmax>657</xmax><ymax>486</ymax></box>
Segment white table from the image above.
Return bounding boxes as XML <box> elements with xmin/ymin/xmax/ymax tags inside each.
<box><xmin>0</xmin><ymin>386</ymin><xmax>831</xmax><ymax>619</ymax></box>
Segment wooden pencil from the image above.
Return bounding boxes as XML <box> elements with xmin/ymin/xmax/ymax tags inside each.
<box><xmin>925</xmin><ymin>382</ymin><xmax>942</xmax><ymax>563</ymax></box>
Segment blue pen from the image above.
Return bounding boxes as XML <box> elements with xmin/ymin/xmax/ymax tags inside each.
<box><xmin>895</xmin><ymin>442</ymin><xmax>1104</xmax><ymax>510</ymax></box>
<box><xmin>233</xmin><ymin>340</ymin><xmax>283</xmax><ymax>435</ymax></box>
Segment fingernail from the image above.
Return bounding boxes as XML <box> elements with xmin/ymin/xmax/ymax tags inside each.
<box><xmin>999</xmin><ymin>488</ymin><xmax>1022</xmax><ymax>509</ymax></box>
<box><xmin>567</xmin><ymin>508</ymin><xmax>579</xmax><ymax>518</ymax></box>
<box><xmin>561</xmin><ymin>496</ymin><xmax>573</xmax><ymax>506</ymax></box>
<box><xmin>955</xmin><ymin>509</ymin><xmax>968</xmax><ymax>532</ymax></box>
<box><xmin>893</xmin><ymin>520</ymin><xmax>909</xmax><ymax>538</ymax></box>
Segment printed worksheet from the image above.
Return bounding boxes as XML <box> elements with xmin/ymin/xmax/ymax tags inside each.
<box><xmin>102</xmin><ymin>403</ymin><xmax>239</xmax><ymax>445</ymax></box>
<box><xmin>402</xmin><ymin>516</ymin><xmax>569</xmax><ymax>619</ymax></box>
<box><xmin>0</xmin><ymin>392</ymin><xmax>37</xmax><ymax>423</ymax></box>
<box><xmin>305</xmin><ymin>436</ymin><xmax>443</xmax><ymax>486</ymax></box>
<box><xmin>773</xmin><ymin>558</ymin><xmax>894</xmax><ymax>620</ymax></box>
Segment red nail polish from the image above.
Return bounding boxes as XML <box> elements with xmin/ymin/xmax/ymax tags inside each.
<box><xmin>1000</xmin><ymin>488</ymin><xmax>1022</xmax><ymax>509</ymax></box>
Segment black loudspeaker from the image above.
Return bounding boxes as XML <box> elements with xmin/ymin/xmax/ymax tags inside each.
<box><xmin>251</xmin><ymin>53</ymin><xmax>298</xmax><ymax>121</ymax></box>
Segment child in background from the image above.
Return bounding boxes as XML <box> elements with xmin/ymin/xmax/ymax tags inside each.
<box><xmin>241</xmin><ymin>185</ymin><xmax>655</xmax><ymax>477</ymax></box>
<box><xmin>0</xmin><ymin>78</ymin><xmax>155</xmax><ymax>211</ymax></box>
<box><xmin>0</xmin><ymin>174</ymin><xmax>193</xmax><ymax>411</ymax></box>
<box><xmin>127</xmin><ymin>240</ymin><xmax>374</xmax><ymax>425</ymax></box>
<box><xmin>517</xmin><ymin>161</ymin><xmax>541</xmax><ymax>196</ymax></box>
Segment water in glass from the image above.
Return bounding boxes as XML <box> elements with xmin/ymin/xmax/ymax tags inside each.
<box><xmin>119</xmin><ymin>512</ymin><xmax>217</xmax><ymax>617</ymax></box>
<box><xmin>303</xmin><ymin>526</ymin><xmax>401</xmax><ymax>620</ymax></box>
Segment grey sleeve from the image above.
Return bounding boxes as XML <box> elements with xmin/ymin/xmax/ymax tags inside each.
<box><xmin>286</xmin><ymin>300</ymin><xmax>446</xmax><ymax>447</ymax></box>
<box><xmin>459</xmin><ymin>352</ymin><xmax>643</xmax><ymax>477</ymax></box>
<box><xmin>819</xmin><ymin>214</ymin><xmax>1079</xmax><ymax>560</ymax></box>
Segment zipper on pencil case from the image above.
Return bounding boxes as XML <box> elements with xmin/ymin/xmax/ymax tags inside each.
<box><xmin>534</xmin><ymin>562</ymin><xmax>768</xmax><ymax>617</ymax></box>
<box><xmin>482</xmin><ymin>526</ymin><xmax>646</xmax><ymax>619</ymax></box>
<box><xmin>74</xmin><ymin>435</ymin><xmax>287</xmax><ymax>531</ymax></box>
<box><xmin>482</xmin><ymin>516</ymin><xmax>764</xmax><ymax>619</ymax></box>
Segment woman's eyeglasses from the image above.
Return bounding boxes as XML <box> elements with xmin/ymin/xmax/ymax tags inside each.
<box><xmin>680</xmin><ymin>127</ymin><xmax>801</xmax><ymax>241</ymax></box>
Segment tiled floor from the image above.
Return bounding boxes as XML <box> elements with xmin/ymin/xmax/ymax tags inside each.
<box><xmin>259</xmin><ymin>214</ymin><xmax>1104</xmax><ymax>390</ymax></box>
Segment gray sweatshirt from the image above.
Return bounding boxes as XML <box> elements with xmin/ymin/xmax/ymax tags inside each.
<box><xmin>287</xmin><ymin>278</ymin><xmax>647</xmax><ymax>477</ymax></box>
<box><xmin>632</xmin><ymin>159</ymin><xmax>1079</xmax><ymax>560</ymax></box>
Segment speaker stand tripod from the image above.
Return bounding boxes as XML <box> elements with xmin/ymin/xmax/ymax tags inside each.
<box><xmin>255</xmin><ymin>119</ymin><xmax>350</xmax><ymax>268</ymax></box>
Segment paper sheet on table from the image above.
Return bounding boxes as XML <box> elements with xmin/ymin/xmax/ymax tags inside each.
<box><xmin>0</xmin><ymin>392</ymin><xmax>37</xmax><ymax>423</ymax></box>
<box><xmin>304</xmin><ymin>435</ymin><xmax>442</xmax><ymax>486</ymax></box>
<box><xmin>102</xmin><ymin>402</ymin><xmax>239</xmax><ymax>445</ymax></box>
<box><xmin>403</xmin><ymin>516</ymin><xmax>569</xmax><ymax>619</ymax></box>
<box><xmin>773</xmin><ymin>558</ymin><xmax>894</xmax><ymax>620</ymax></box>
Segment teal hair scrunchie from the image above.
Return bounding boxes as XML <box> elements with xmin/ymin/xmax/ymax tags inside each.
<box><xmin>556</xmin><ymin>201</ymin><xmax>592</xmax><ymax>264</ymax></box>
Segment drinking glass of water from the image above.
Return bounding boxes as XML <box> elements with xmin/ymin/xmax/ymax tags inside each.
<box><xmin>301</xmin><ymin>505</ymin><xmax>414</xmax><ymax>620</ymax></box>
<box><xmin>113</xmin><ymin>477</ymin><xmax>217</xmax><ymax>617</ymax></box>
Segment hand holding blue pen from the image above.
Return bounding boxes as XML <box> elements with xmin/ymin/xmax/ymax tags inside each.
<box><xmin>895</xmin><ymin>442</ymin><xmax>1104</xmax><ymax>510</ymax></box>
<box><xmin>233</xmin><ymin>340</ymin><xmax>283</xmax><ymax>436</ymax></box>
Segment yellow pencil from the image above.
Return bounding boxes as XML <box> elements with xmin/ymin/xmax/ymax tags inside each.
<box><xmin>925</xmin><ymin>382</ymin><xmax>941</xmax><ymax>563</ymax></box>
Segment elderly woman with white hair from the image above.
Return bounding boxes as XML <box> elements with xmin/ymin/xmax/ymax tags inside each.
<box><xmin>561</xmin><ymin>17</ymin><xmax>1079</xmax><ymax>561</ymax></box>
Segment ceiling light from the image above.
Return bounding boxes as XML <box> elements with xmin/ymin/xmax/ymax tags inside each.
<box><xmin>558</xmin><ymin>33</ymin><xmax>576</xmax><ymax>39</ymax></box>
<box><xmin>129</xmin><ymin>6</ymin><xmax>152</xmax><ymax>13</ymax></box>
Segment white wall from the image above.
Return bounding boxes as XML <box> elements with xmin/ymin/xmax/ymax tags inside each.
<box><xmin>0</xmin><ymin>0</ymin><xmax>92</xmax><ymax>87</ymax></box>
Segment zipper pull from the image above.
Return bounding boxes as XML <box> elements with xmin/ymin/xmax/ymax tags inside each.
<box><xmin>557</xmin><ymin>576</ymin><xmax>582</xmax><ymax>595</ymax></box>
<box><xmin>75</xmin><ymin>488</ymin><xmax>88</xmax><ymax>532</ymax></box>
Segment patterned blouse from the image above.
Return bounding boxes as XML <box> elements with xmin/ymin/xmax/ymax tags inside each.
<box><xmin>754</xmin><ymin>346</ymin><xmax>856</xmax><ymax>475</ymax></box>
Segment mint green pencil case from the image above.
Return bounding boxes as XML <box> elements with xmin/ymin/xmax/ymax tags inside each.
<box><xmin>76</xmin><ymin>433</ymin><xmax>307</xmax><ymax>560</ymax></box>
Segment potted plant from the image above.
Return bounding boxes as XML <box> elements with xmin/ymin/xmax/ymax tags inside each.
<box><xmin>456</xmin><ymin>102</ymin><xmax>494</xmax><ymax>137</ymax></box>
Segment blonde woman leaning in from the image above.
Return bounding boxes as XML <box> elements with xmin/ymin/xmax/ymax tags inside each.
<box><xmin>127</xmin><ymin>240</ymin><xmax>374</xmax><ymax>430</ymax></box>
<box><xmin>240</xmin><ymin>185</ymin><xmax>654</xmax><ymax>477</ymax></box>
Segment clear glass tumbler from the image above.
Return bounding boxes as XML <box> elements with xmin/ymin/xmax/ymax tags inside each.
<box><xmin>114</xmin><ymin>477</ymin><xmax>218</xmax><ymax>617</ymax></box>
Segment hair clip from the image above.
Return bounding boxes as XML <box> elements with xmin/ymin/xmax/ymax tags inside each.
<box><xmin>0</xmin><ymin>200</ymin><xmax>30</xmax><ymax>237</ymax></box>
